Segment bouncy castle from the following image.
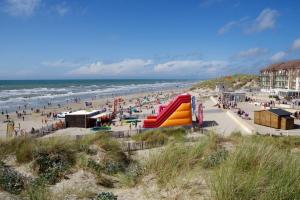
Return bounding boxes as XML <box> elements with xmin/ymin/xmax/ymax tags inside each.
<box><xmin>143</xmin><ymin>93</ymin><xmax>192</xmax><ymax>128</ymax></box>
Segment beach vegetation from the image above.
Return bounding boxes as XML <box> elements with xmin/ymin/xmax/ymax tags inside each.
<box><xmin>0</xmin><ymin>137</ymin><xmax>32</xmax><ymax>160</ymax></box>
<box><xmin>117</xmin><ymin>161</ymin><xmax>143</xmax><ymax>187</ymax></box>
<box><xmin>93</xmin><ymin>192</ymin><xmax>117</xmax><ymax>200</ymax></box>
<box><xmin>132</xmin><ymin>127</ymin><xmax>186</xmax><ymax>144</ymax></box>
<box><xmin>1</xmin><ymin>130</ymin><xmax>300</xmax><ymax>199</ymax></box>
<box><xmin>202</xmin><ymin>148</ymin><xmax>228</xmax><ymax>169</ymax></box>
<box><xmin>210</xmin><ymin>138</ymin><xmax>300</xmax><ymax>200</ymax></box>
<box><xmin>0</xmin><ymin>160</ymin><xmax>27</xmax><ymax>195</ymax></box>
<box><xmin>192</xmin><ymin>74</ymin><xmax>259</xmax><ymax>90</ymax></box>
<box><xmin>25</xmin><ymin>176</ymin><xmax>50</xmax><ymax>200</ymax></box>
<box><xmin>144</xmin><ymin>133</ymin><xmax>213</xmax><ymax>186</ymax></box>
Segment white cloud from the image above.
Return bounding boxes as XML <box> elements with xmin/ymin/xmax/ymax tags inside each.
<box><xmin>68</xmin><ymin>58</ymin><xmax>227</xmax><ymax>77</ymax></box>
<box><xmin>291</xmin><ymin>38</ymin><xmax>300</xmax><ymax>50</ymax></box>
<box><xmin>4</xmin><ymin>0</ymin><xmax>41</xmax><ymax>17</ymax></box>
<box><xmin>236</xmin><ymin>48</ymin><xmax>268</xmax><ymax>58</ymax></box>
<box><xmin>69</xmin><ymin>59</ymin><xmax>153</xmax><ymax>76</ymax></box>
<box><xmin>218</xmin><ymin>17</ymin><xmax>248</xmax><ymax>35</ymax></box>
<box><xmin>218</xmin><ymin>21</ymin><xmax>238</xmax><ymax>35</ymax></box>
<box><xmin>218</xmin><ymin>8</ymin><xmax>279</xmax><ymax>34</ymax></box>
<box><xmin>199</xmin><ymin>0</ymin><xmax>223</xmax><ymax>7</ymax></box>
<box><xmin>42</xmin><ymin>59</ymin><xmax>82</xmax><ymax>68</ymax></box>
<box><xmin>248</xmin><ymin>8</ymin><xmax>279</xmax><ymax>33</ymax></box>
<box><xmin>270</xmin><ymin>51</ymin><xmax>286</xmax><ymax>62</ymax></box>
<box><xmin>154</xmin><ymin>60</ymin><xmax>227</xmax><ymax>75</ymax></box>
<box><xmin>54</xmin><ymin>2</ymin><xmax>69</xmax><ymax>16</ymax></box>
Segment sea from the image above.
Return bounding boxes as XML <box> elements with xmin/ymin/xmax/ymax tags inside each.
<box><xmin>0</xmin><ymin>79</ymin><xmax>195</xmax><ymax>112</ymax></box>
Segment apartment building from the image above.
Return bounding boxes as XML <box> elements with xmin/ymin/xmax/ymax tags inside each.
<box><xmin>260</xmin><ymin>60</ymin><xmax>300</xmax><ymax>97</ymax></box>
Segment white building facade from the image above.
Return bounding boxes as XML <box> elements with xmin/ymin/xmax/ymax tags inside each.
<box><xmin>260</xmin><ymin>60</ymin><xmax>300</xmax><ymax>97</ymax></box>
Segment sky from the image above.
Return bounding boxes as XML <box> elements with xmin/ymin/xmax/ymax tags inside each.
<box><xmin>0</xmin><ymin>0</ymin><xmax>300</xmax><ymax>80</ymax></box>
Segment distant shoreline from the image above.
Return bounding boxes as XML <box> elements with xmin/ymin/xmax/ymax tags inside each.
<box><xmin>0</xmin><ymin>79</ymin><xmax>195</xmax><ymax>113</ymax></box>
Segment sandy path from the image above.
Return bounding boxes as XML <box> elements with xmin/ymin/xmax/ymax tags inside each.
<box><xmin>203</xmin><ymin>98</ymin><xmax>244</xmax><ymax>136</ymax></box>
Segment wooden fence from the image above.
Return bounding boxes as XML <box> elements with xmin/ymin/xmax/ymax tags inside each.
<box><xmin>24</xmin><ymin>122</ymin><xmax>66</xmax><ymax>138</ymax></box>
<box><xmin>121</xmin><ymin>134</ymin><xmax>207</xmax><ymax>152</ymax></box>
<box><xmin>121</xmin><ymin>141</ymin><xmax>165</xmax><ymax>151</ymax></box>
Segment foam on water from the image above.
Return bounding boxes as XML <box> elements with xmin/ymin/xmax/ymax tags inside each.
<box><xmin>0</xmin><ymin>80</ymin><xmax>194</xmax><ymax>112</ymax></box>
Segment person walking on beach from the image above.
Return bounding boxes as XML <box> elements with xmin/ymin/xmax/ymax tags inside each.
<box><xmin>134</xmin><ymin>121</ymin><xmax>137</xmax><ymax>128</ymax></box>
<box><xmin>22</xmin><ymin>116</ymin><xmax>24</xmax><ymax>121</ymax></box>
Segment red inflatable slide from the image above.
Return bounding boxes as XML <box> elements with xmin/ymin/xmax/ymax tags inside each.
<box><xmin>143</xmin><ymin>93</ymin><xmax>192</xmax><ymax>128</ymax></box>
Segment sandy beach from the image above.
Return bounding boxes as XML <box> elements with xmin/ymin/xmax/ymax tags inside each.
<box><xmin>0</xmin><ymin>87</ymin><xmax>189</xmax><ymax>138</ymax></box>
<box><xmin>2</xmin><ymin>82</ymin><xmax>300</xmax><ymax>140</ymax></box>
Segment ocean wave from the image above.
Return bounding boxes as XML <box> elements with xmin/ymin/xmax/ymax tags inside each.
<box><xmin>0</xmin><ymin>81</ymin><xmax>194</xmax><ymax>111</ymax></box>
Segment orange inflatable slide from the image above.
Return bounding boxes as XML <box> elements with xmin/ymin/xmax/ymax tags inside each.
<box><xmin>143</xmin><ymin>93</ymin><xmax>192</xmax><ymax>128</ymax></box>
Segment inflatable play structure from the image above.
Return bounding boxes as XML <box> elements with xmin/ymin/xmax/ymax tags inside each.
<box><xmin>143</xmin><ymin>93</ymin><xmax>192</xmax><ymax>128</ymax></box>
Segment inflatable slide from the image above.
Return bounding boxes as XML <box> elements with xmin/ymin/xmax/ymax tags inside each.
<box><xmin>143</xmin><ymin>93</ymin><xmax>192</xmax><ymax>128</ymax></box>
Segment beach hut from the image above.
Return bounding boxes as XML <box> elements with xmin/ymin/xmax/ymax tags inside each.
<box><xmin>254</xmin><ymin>108</ymin><xmax>294</xmax><ymax>130</ymax></box>
<box><xmin>65</xmin><ymin>110</ymin><xmax>101</xmax><ymax>128</ymax></box>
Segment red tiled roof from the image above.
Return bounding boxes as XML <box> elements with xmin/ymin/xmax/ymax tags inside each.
<box><xmin>261</xmin><ymin>60</ymin><xmax>300</xmax><ymax>72</ymax></box>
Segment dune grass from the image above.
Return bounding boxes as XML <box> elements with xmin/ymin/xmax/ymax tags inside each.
<box><xmin>2</xmin><ymin>129</ymin><xmax>300</xmax><ymax>199</ymax></box>
<box><xmin>0</xmin><ymin>132</ymin><xmax>131</xmax><ymax>198</ymax></box>
<box><xmin>132</xmin><ymin>127</ymin><xmax>186</xmax><ymax>144</ymax></box>
<box><xmin>0</xmin><ymin>132</ymin><xmax>120</xmax><ymax>164</ymax></box>
<box><xmin>210</xmin><ymin>137</ymin><xmax>300</xmax><ymax>200</ymax></box>
<box><xmin>25</xmin><ymin>176</ymin><xmax>50</xmax><ymax>200</ymax></box>
<box><xmin>117</xmin><ymin>161</ymin><xmax>143</xmax><ymax>187</ymax></box>
<box><xmin>0</xmin><ymin>137</ymin><xmax>32</xmax><ymax>160</ymax></box>
<box><xmin>144</xmin><ymin>133</ymin><xmax>217</xmax><ymax>186</ymax></box>
<box><xmin>192</xmin><ymin>74</ymin><xmax>259</xmax><ymax>90</ymax></box>
<box><xmin>143</xmin><ymin>131</ymin><xmax>300</xmax><ymax>199</ymax></box>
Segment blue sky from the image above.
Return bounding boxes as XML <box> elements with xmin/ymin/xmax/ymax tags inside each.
<box><xmin>0</xmin><ymin>0</ymin><xmax>300</xmax><ymax>79</ymax></box>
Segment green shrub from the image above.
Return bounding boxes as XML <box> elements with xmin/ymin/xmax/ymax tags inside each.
<box><xmin>118</xmin><ymin>162</ymin><xmax>143</xmax><ymax>187</ymax></box>
<box><xmin>93</xmin><ymin>192</ymin><xmax>117</xmax><ymax>200</ymax></box>
<box><xmin>87</xmin><ymin>159</ymin><xmax>103</xmax><ymax>175</ymax></box>
<box><xmin>33</xmin><ymin>144</ymin><xmax>76</xmax><ymax>184</ymax></box>
<box><xmin>103</xmin><ymin>159</ymin><xmax>123</xmax><ymax>175</ymax></box>
<box><xmin>87</xmin><ymin>158</ymin><xmax>127</xmax><ymax>177</ymax></box>
<box><xmin>0</xmin><ymin>161</ymin><xmax>27</xmax><ymax>194</ymax></box>
<box><xmin>25</xmin><ymin>176</ymin><xmax>49</xmax><ymax>200</ymax></box>
<box><xmin>87</xmin><ymin>159</ymin><xmax>114</xmax><ymax>187</ymax></box>
<box><xmin>94</xmin><ymin>136</ymin><xmax>130</xmax><ymax>170</ymax></box>
<box><xmin>202</xmin><ymin>148</ymin><xmax>228</xmax><ymax>169</ymax></box>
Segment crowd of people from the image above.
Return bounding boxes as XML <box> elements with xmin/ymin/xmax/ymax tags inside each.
<box><xmin>217</xmin><ymin>96</ymin><xmax>251</xmax><ymax>120</ymax></box>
